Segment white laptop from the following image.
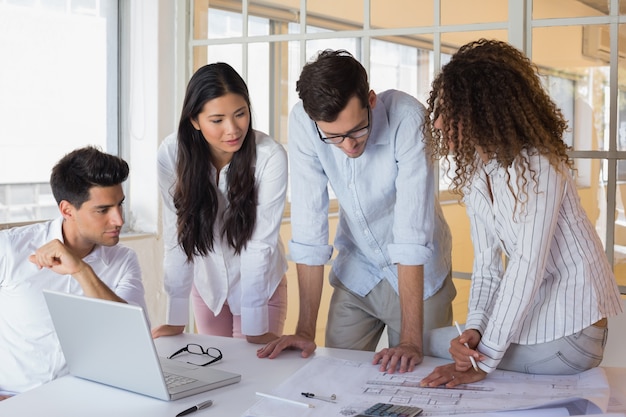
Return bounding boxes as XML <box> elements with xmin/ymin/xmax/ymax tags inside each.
<box><xmin>43</xmin><ymin>290</ymin><xmax>241</xmax><ymax>401</ymax></box>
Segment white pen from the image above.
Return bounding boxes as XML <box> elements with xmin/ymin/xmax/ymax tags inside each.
<box><xmin>256</xmin><ymin>392</ymin><xmax>315</xmax><ymax>408</ymax></box>
<box><xmin>176</xmin><ymin>399</ymin><xmax>213</xmax><ymax>417</ymax></box>
<box><xmin>454</xmin><ymin>320</ymin><xmax>479</xmax><ymax>372</ymax></box>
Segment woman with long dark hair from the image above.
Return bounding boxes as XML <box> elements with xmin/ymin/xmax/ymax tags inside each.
<box><xmin>152</xmin><ymin>63</ymin><xmax>288</xmax><ymax>344</ymax></box>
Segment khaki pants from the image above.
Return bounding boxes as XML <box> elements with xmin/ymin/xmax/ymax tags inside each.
<box><xmin>325</xmin><ymin>271</ymin><xmax>456</xmax><ymax>351</ymax></box>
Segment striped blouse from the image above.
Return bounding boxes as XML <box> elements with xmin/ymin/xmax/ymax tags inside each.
<box><xmin>464</xmin><ymin>151</ymin><xmax>623</xmax><ymax>373</ymax></box>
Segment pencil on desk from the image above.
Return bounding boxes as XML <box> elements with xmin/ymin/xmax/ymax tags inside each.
<box><xmin>256</xmin><ymin>392</ymin><xmax>315</xmax><ymax>408</ymax></box>
<box><xmin>454</xmin><ymin>321</ymin><xmax>479</xmax><ymax>372</ymax></box>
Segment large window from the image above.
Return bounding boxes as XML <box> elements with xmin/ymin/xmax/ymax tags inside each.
<box><xmin>187</xmin><ymin>0</ymin><xmax>626</xmax><ymax>293</ymax></box>
<box><xmin>0</xmin><ymin>0</ymin><xmax>118</xmax><ymax>225</ymax></box>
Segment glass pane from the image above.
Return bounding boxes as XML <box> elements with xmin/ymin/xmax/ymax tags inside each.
<box><xmin>208</xmin><ymin>44</ymin><xmax>242</xmax><ymax>70</ymax></box>
<box><xmin>305</xmin><ymin>35</ymin><xmax>359</xmax><ymax>63</ymax></box>
<box><xmin>441</xmin><ymin>0</ymin><xmax>507</xmax><ymax>25</ymax></box>
<box><xmin>441</xmin><ymin>30</ymin><xmax>508</xmax><ymax>52</ymax></box>
<box><xmin>194</xmin><ymin>2</ymin><xmax>243</xmax><ymax>39</ymax></box>
<box><xmin>0</xmin><ymin>1</ymin><xmax>115</xmax><ymax>224</ymax></box>
<box><xmin>248</xmin><ymin>42</ymin><xmax>271</xmax><ymax>136</ymax></box>
<box><xmin>252</xmin><ymin>40</ymin><xmax>293</xmax><ymax>147</ymax></box>
<box><xmin>307</xmin><ymin>0</ymin><xmax>363</xmax><ymax>29</ymax></box>
<box><xmin>533</xmin><ymin>25</ymin><xmax>610</xmax><ymax>152</ymax></box>
<box><xmin>249</xmin><ymin>14</ymin><xmax>270</xmax><ymax>37</ymax></box>
<box><xmin>615</xmin><ymin>178</ymin><xmax>626</xmax><ymax>290</ymax></box>
<box><xmin>370</xmin><ymin>38</ymin><xmax>433</xmax><ymax>104</ymax></box>
<box><xmin>533</xmin><ymin>0</ymin><xmax>620</xmax><ymax>19</ymax></box>
<box><xmin>371</xmin><ymin>0</ymin><xmax>433</xmax><ymax>28</ymax></box>
<box><xmin>618</xmin><ymin>24</ymin><xmax>626</xmax><ymax>153</ymax></box>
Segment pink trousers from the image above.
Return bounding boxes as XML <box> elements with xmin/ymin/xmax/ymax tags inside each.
<box><xmin>190</xmin><ymin>275</ymin><xmax>287</xmax><ymax>339</ymax></box>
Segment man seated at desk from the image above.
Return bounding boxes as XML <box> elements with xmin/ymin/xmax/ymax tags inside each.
<box><xmin>0</xmin><ymin>146</ymin><xmax>146</xmax><ymax>400</ymax></box>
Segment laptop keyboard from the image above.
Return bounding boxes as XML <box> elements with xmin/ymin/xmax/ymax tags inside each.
<box><xmin>164</xmin><ymin>372</ymin><xmax>198</xmax><ymax>388</ymax></box>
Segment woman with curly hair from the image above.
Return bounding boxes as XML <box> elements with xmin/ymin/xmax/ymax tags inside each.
<box><xmin>152</xmin><ymin>63</ymin><xmax>288</xmax><ymax>345</ymax></box>
<box><xmin>420</xmin><ymin>39</ymin><xmax>622</xmax><ymax>386</ymax></box>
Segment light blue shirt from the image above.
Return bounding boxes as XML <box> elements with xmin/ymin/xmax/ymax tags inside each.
<box><xmin>288</xmin><ymin>89</ymin><xmax>452</xmax><ymax>298</ymax></box>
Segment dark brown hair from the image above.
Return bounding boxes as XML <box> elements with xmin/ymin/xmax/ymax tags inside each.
<box><xmin>424</xmin><ymin>39</ymin><xmax>571</xmax><ymax>203</ymax></box>
<box><xmin>51</xmin><ymin>146</ymin><xmax>129</xmax><ymax>208</ymax></box>
<box><xmin>296</xmin><ymin>49</ymin><xmax>369</xmax><ymax>122</ymax></box>
<box><xmin>174</xmin><ymin>63</ymin><xmax>257</xmax><ymax>261</ymax></box>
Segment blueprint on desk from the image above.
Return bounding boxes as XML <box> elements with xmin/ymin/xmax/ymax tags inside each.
<box><xmin>242</xmin><ymin>356</ymin><xmax>610</xmax><ymax>417</ymax></box>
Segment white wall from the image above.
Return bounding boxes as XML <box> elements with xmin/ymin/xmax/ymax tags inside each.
<box><xmin>120</xmin><ymin>0</ymin><xmax>183</xmax><ymax>326</ymax></box>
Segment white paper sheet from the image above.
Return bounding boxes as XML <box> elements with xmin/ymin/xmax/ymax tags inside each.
<box><xmin>242</xmin><ymin>356</ymin><xmax>611</xmax><ymax>417</ymax></box>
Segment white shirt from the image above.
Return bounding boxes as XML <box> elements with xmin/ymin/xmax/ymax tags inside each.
<box><xmin>0</xmin><ymin>217</ymin><xmax>146</xmax><ymax>395</ymax></box>
<box><xmin>158</xmin><ymin>130</ymin><xmax>288</xmax><ymax>336</ymax></box>
<box><xmin>465</xmin><ymin>152</ymin><xmax>623</xmax><ymax>372</ymax></box>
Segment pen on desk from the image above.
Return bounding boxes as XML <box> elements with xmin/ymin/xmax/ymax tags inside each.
<box><xmin>256</xmin><ymin>392</ymin><xmax>315</xmax><ymax>408</ymax></box>
<box><xmin>301</xmin><ymin>392</ymin><xmax>337</xmax><ymax>403</ymax></box>
<box><xmin>175</xmin><ymin>399</ymin><xmax>213</xmax><ymax>417</ymax></box>
<box><xmin>454</xmin><ymin>321</ymin><xmax>479</xmax><ymax>372</ymax></box>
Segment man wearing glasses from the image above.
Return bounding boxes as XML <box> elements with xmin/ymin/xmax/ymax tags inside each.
<box><xmin>0</xmin><ymin>147</ymin><xmax>146</xmax><ymax>399</ymax></box>
<box><xmin>258</xmin><ymin>49</ymin><xmax>454</xmax><ymax>373</ymax></box>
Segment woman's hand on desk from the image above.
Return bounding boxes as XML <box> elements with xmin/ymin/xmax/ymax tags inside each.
<box><xmin>420</xmin><ymin>362</ymin><xmax>487</xmax><ymax>388</ymax></box>
<box><xmin>256</xmin><ymin>334</ymin><xmax>317</xmax><ymax>359</ymax></box>
<box><xmin>151</xmin><ymin>324</ymin><xmax>185</xmax><ymax>339</ymax></box>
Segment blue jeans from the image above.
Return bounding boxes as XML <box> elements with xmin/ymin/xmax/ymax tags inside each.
<box><xmin>425</xmin><ymin>322</ymin><xmax>608</xmax><ymax>375</ymax></box>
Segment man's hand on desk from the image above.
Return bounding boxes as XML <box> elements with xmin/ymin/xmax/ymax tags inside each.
<box><xmin>246</xmin><ymin>332</ymin><xmax>279</xmax><ymax>345</ymax></box>
<box><xmin>256</xmin><ymin>334</ymin><xmax>317</xmax><ymax>359</ymax></box>
<box><xmin>0</xmin><ymin>395</ymin><xmax>12</xmax><ymax>401</ymax></box>
<box><xmin>151</xmin><ymin>324</ymin><xmax>185</xmax><ymax>339</ymax></box>
<box><xmin>373</xmin><ymin>342</ymin><xmax>423</xmax><ymax>374</ymax></box>
<box><xmin>420</xmin><ymin>362</ymin><xmax>487</xmax><ymax>388</ymax></box>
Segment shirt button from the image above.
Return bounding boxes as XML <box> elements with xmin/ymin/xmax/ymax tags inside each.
<box><xmin>375</xmin><ymin>249</ymin><xmax>381</xmax><ymax>254</ymax></box>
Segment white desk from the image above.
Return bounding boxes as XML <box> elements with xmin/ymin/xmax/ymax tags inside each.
<box><xmin>0</xmin><ymin>333</ymin><xmax>374</xmax><ymax>417</ymax></box>
<box><xmin>1</xmin><ymin>333</ymin><xmax>625</xmax><ymax>417</ymax></box>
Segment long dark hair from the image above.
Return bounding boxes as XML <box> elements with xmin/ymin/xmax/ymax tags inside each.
<box><xmin>174</xmin><ymin>63</ymin><xmax>257</xmax><ymax>261</ymax></box>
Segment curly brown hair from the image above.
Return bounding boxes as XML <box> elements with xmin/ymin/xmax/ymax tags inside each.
<box><xmin>423</xmin><ymin>39</ymin><xmax>571</xmax><ymax>204</ymax></box>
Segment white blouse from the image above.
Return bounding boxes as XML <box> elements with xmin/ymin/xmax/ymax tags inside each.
<box><xmin>464</xmin><ymin>152</ymin><xmax>623</xmax><ymax>372</ymax></box>
<box><xmin>158</xmin><ymin>130</ymin><xmax>288</xmax><ymax>336</ymax></box>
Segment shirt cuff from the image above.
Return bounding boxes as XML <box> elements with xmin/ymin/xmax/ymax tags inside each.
<box><xmin>166</xmin><ymin>296</ymin><xmax>190</xmax><ymax>326</ymax></box>
<box><xmin>388</xmin><ymin>243</ymin><xmax>432</xmax><ymax>265</ymax></box>
<box><xmin>288</xmin><ymin>240</ymin><xmax>333</xmax><ymax>265</ymax></box>
<box><xmin>476</xmin><ymin>339</ymin><xmax>505</xmax><ymax>373</ymax></box>
<box><xmin>240</xmin><ymin>305</ymin><xmax>269</xmax><ymax>336</ymax></box>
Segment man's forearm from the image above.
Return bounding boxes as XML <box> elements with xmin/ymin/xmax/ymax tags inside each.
<box><xmin>72</xmin><ymin>263</ymin><xmax>126</xmax><ymax>303</ymax></box>
<box><xmin>398</xmin><ymin>264</ymin><xmax>424</xmax><ymax>348</ymax></box>
<box><xmin>294</xmin><ymin>263</ymin><xmax>325</xmax><ymax>340</ymax></box>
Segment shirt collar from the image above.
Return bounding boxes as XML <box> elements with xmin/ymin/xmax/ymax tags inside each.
<box><xmin>367</xmin><ymin>103</ymin><xmax>390</xmax><ymax>146</ymax></box>
<box><xmin>48</xmin><ymin>216</ymin><xmax>110</xmax><ymax>265</ymax></box>
<box><xmin>482</xmin><ymin>157</ymin><xmax>499</xmax><ymax>176</ymax></box>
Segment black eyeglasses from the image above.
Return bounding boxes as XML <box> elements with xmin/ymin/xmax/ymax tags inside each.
<box><xmin>315</xmin><ymin>107</ymin><xmax>370</xmax><ymax>144</ymax></box>
<box><xmin>168</xmin><ymin>344</ymin><xmax>223</xmax><ymax>366</ymax></box>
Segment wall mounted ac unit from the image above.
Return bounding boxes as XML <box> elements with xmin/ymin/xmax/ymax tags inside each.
<box><xmin>582</xmin><ymin>25</ymin><xmax>626</xmax><ymax>63</ymax></box>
